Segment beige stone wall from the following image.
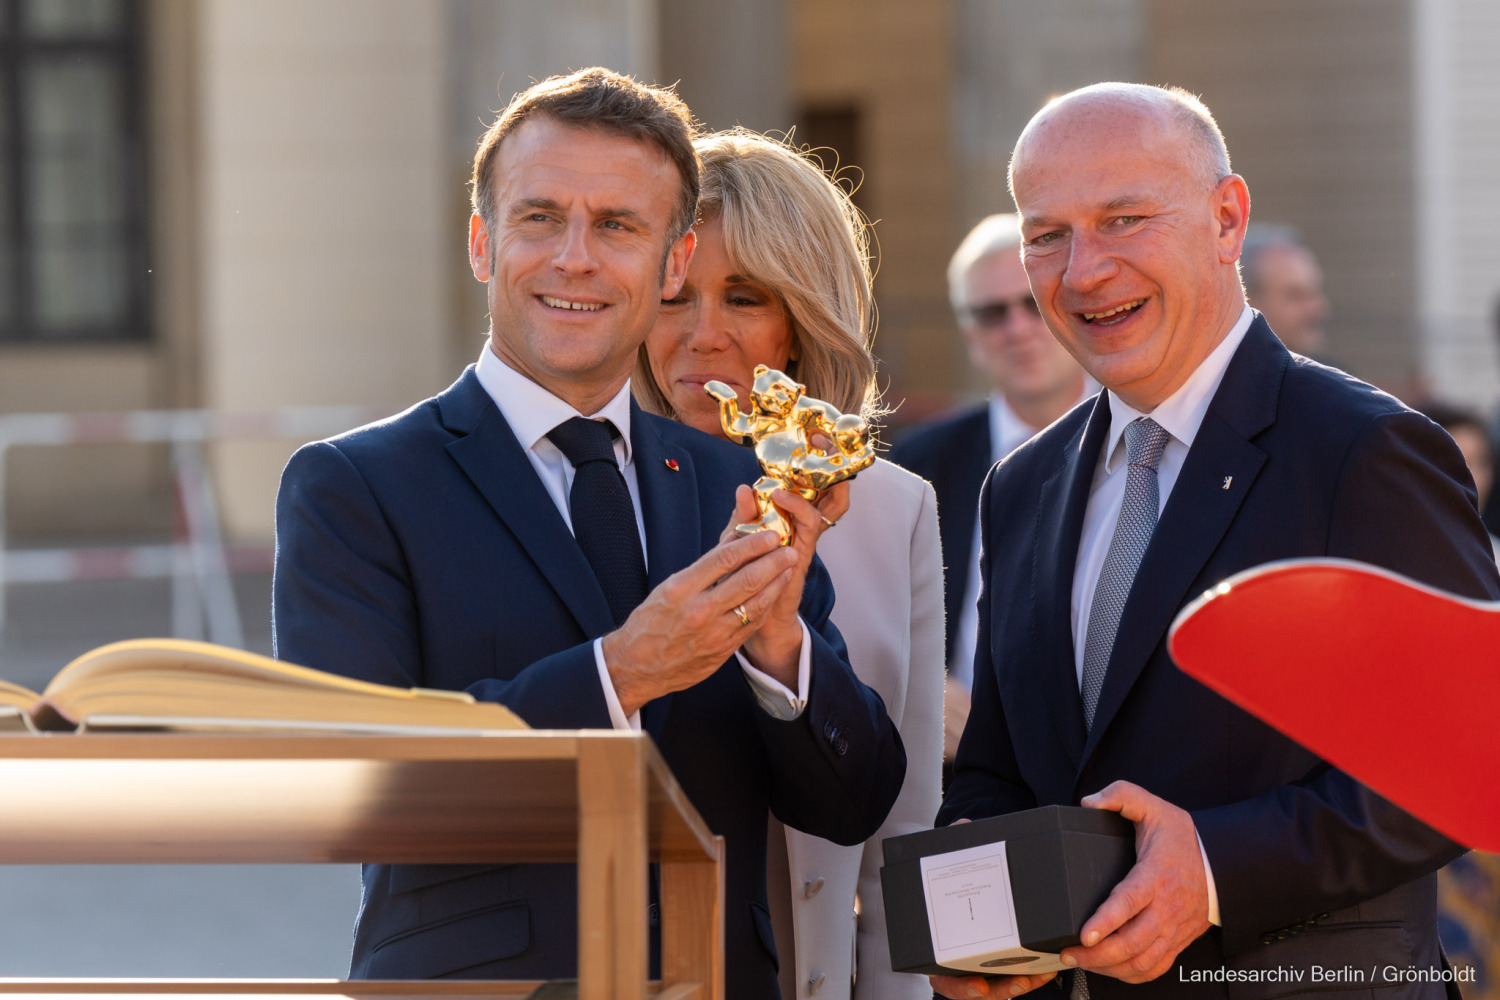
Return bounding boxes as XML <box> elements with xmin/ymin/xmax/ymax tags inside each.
<box><xmin>0</xmin><ymin>348</ymin><xmax>169</xmax><ymax>542</ymax></box>
<box><xmin>1414</xmin><ymin>0</ymin><xmax>1500</xmax><ymax>410</ymax></box>
<box><xmin>1147</xmin><ymin>0</ymin><xmax>1421</xmax><ymax>393</ymax></box>
<box><xmin>446</xmin><ymin>0</ymin><xmax>663</xmax><ymax>378</ymax></box>
<box><xmin>947</xmin><ymin>0</ymin><xmax>1489</xmax><ymax>403</ymax></box>
<box><xmin>197</xmin><ymin>0</ymin><xmax>678</xmax><ymax>540</ymax></box>
<box><xmin>786</xmin><ymin>0</ymin><xmax>948</xmax><ymax>422</ymax></box>
<box><xmin>792</xmin><ymin>0</ymin><xmax>957</xmax><ymax>421</ymax></box>
<box><xmin>27</xmin><ymin>0</ymin><xmax>1500</xmax><ymax>545</ymax></box>
<box><xmin>954</xmin><ymin>0</ymin><xmax>1143</xmax><ymax>229</ymax></box>
<box><xmin>951</xmin><ymin>0</ymin><xmax>1142</xmax><ymax>399</ymax></box>
<box><xmin>199</xmin><ymin>0</ymin><xmax>451</xmax><ymax>539</ymax></box>
<box><xmin>660</xmin><ymin>0</ymin><xmax>790</xmax><ymax>134</ymax></box>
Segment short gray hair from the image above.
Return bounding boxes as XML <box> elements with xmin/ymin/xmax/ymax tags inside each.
<box><xmin>1010</xmin><ymin>82</ymin><xmax>1232</xmax><ymax>197</ymax></box>
<box><xmin>948</xmin><ymin>214</ymin><xmax>1022</xmax><ymax>312</ymax></box>
<box><xmin>1240</xmin><ymin>223</ymin><xmax>1305</xmax><ymax>296</ymax></box>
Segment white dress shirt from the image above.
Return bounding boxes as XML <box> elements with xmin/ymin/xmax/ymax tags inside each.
<box><xmin>474</xmin><ymin>344</ymin><xmax>810</xmax><ymax>730</ymax></box>
<box><xmin>1068</xmin><ymin>302</ymin><xmax>1255</xmax><ymax>926</ymax></box>
<box><xmin>952</xmin><ymin>389</ymin><xmax>1094</xmax><ymax>689</ymax></box>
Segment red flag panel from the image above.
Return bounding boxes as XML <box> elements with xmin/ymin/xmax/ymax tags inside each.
<box><xmin>1168</xmin><ymin>558</ymin><xmax>1500</xmax><ymax>853</ymax></box>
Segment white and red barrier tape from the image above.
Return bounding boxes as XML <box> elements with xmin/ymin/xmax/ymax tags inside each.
<box><xmin>0</xmin><ymin>405</ymin><xmax>386</xmax><ymax>450</ymax></box>
<box><xmin>0</xmin><ymin>405</ymin><xmax>388</xmax><ymax>644</ymax></box>
<box><xmin>2</xmin><ymin>543</ymin><xmax>276</xmax><ymax>584</ymax></box>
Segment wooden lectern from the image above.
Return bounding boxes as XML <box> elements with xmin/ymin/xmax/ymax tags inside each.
<box><xmin>0</xmin><ymin>731</ymin><xmax>723</xmax><ymax>1000</ymax></box>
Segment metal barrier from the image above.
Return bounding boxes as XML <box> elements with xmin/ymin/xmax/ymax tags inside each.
<box><xmin>0</xmin><ymin>406</ymin><xmax>387</xmax><ymax>650</ymax></box>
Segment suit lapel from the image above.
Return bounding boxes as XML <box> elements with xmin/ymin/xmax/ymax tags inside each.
<box><xmin>1034</xmin><ymin>398</ymin><xmax>1111</xmax><ymax>770</ymax></box>
<box><xmin>1080</xmin><ymin>320</ymin><xmax>1287</xmax><ymax>766</ymax></box>
<box><xmin>439</xmin><ymin>370</ymin><xmax>616</xmax><ymax>640</ymax></box>
<box><xmin>628</xmin><ymin>405</ymin><xmax>704</xmax><ymax>741</ymax></box>
<box><xmin>943</xmin><ymin>409</ymin><xmax>995</xmax><ymax>652</ymax></box>
<box><xmin>632</xmin><ymin>405</ymin><xmax>704</xmax><ymax>591</ymax></box>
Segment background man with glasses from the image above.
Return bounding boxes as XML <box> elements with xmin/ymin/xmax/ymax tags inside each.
<box><xmin>892</xmin><ymin>213</ymin><xmax>1090</xmax><ymax>765</ymax></box>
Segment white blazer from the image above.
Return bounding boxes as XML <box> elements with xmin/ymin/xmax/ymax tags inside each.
<box><xmin>783</xmin><ymin>458</ymin><xmax>945</xmax><ymax>999</ymax></box>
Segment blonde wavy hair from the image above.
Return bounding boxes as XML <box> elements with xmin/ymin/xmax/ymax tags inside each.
<box><xmin>634</xmin><ymin>129</ymin><xmax>882</xmax><ymax>428</ymax></box>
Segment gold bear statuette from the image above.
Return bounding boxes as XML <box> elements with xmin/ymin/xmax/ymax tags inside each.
<box><xmin>704</xmin><ymin>365</ymin><xmax>876</xmax><ymax>545</ymax></box>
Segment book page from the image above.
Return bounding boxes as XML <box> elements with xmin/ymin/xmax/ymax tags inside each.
<box><xmin>38</xmin><ymin>639</ymin><xmax>526</xmax><ymax>731</ymax></box>
<box><xmin>0</xmin><ymin>678</ymin><xmax>40</xmax><ymax>709</ymax></box>
<box><xmin>79</xmin><ymin>715</ymin><xmax>517</xmax><ymax>736</ymax></box>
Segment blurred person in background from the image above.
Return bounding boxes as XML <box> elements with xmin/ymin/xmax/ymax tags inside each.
<box><xmin>1241</xmin><ymin>223</ymin><xmax>1336</xmax><ymax>366</ymax></box>
<box><xmin>273</xmin><ymin>69</ymin><xmax>906</xmax><ymax>998</ymax></box>
<box><xmin>1422</xmin><ymin>403</ymin><xmax>1499</xmax><ymax>559</ymax></box>
<box><xmin>1436</xmin><ymin>851</ymin><xmax>1500</xmax><ymax>1000</ymax></box>
<box><xmin>1422</xmin><ymin>402</ymin><xmax>1500</xmax><ymax>1000</ymax></box>
<box><xmin>1484</xmin><ymin>296</ymin><xmax>1500</xmax><ymax>539</ymax></box>
<box><xmin>890</xmin><ymin>214</ymin><xmax>1089</xmax><ymax>768</ymax></box>
<box><xmin>637</xmin><ymin>130</ymin><xmax>944</xmax><ymax>1000</ymax></box>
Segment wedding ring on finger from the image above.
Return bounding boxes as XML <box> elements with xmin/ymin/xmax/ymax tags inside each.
<box><xmin>733</xmin><ymin>604</ymin><xmax>751</xmax><ymax>627</ymax></box>
<box><xmin>820</xmin><ymin>516</ymin><xmax>838</xmax><ymax>530</ymax></box>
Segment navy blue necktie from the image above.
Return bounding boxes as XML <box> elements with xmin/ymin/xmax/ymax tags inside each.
<box><xmin>546</xmin><ymin>416</ymin><xmax>648</xmax><ymax>628</ymax></box>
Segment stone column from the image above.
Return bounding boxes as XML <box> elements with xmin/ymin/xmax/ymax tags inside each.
<box><xmin>199</xmin><ymin>0</ymin><xmax>449</xmax><ymax>538</ymax></box>
<box><xmin>1413</xmin><ymin>0</ymin><xmax>1500</xmax><ymax>409</ymax></box>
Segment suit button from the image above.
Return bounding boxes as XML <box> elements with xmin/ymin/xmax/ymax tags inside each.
<box><xmin>804</xmin><ymin>876</ymin><xmax>825</xmax><ymax>898</ymax></box>
<box><xmin>648</xmin><ymin>903</ymin><xmax>659</xmax><ymax>928</ymax></box>
<box><xmin>823</xmin><ymin>719</ymin><xmax>847</xmax><ymax>754</ymax></box>
<box><xmin>808</xmin><ymin>972</ymin><xmax>826</xmax><ymax>994</ymax></box>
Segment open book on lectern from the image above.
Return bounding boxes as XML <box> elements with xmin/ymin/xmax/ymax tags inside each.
<box><xmin>0</xmin><ymin>638</ymin><xmax>526</xmax><ymax>735</ymax></box>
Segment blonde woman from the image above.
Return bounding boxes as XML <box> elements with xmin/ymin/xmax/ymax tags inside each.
<box><xmin>637</xmin><ymin>130</ymin><xmax>943</xmax><ymax>1000</ymax></box>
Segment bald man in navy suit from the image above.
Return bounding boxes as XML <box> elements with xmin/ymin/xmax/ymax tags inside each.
<box><xmin>933</xmin><ymin>83</ymin><xmax>1495</xmax><ymax>1000</ymax></box>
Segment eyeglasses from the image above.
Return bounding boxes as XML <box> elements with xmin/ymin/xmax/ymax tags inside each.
<box><xmin>963</xmin><ymin>294</ymin><xmax>1041</xmax><ymax>328</ymax></box>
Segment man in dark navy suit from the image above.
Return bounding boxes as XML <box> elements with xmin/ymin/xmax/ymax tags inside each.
<box><xmin>272</xmin><ymin>68</ymin><xmax>904</xmax><ymax>999</ymax></box>
<box><xmin>933</xmin><ymin>83</ymin><xmax>1497</xmax><ymax>1000</ymax></box>
<box><xmin>891</xmin><ymin>213</ymin><xmax>1088</xmax><ymax>763</ymax></box>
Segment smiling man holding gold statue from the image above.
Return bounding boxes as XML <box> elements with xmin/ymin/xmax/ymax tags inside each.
<box><xmin>270</xmin><ymin>68</ymin><xmax>905</xmax><ymax>997</ymax></box>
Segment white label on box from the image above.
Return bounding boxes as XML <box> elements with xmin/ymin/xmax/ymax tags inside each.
<box><xmin>916</xmin><ymin>839</ymin><xmax>1063</xmax><ymax>973</ymax></box>
<box><xmin>919</xmin><ymin>840</ymin><xmax>1023</xmax><ymax>963</ymax></box>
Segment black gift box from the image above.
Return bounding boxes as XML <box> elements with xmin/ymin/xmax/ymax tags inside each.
<box><xmin>879</xmin><ymin>805</ymin><xmax>1135</xmax><ymax>976</ymax></box>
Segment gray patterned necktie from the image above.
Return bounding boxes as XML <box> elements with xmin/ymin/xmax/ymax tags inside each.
<box><xmin>1080</xmin><ymin>417</ymin><xmax>1171</xmax><ymax>731</ymax></box>
<box><xmin>1073</xmin><ymin>421</ymin><xmax>1169</xmax><ymax>1000</ymax></box>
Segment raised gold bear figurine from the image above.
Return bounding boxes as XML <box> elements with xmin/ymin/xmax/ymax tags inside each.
<box><xmin>704</xmin><ymin>365</ymin><xmax>876</xmax><ymax>545</ymax></box>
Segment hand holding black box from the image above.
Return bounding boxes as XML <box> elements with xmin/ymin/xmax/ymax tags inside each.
<box><xmin>880</xmin><ymin>805</ymin><xmax>1135</xmax><ymax>976</ymax></box>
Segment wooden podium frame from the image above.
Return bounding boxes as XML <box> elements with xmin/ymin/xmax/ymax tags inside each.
<box><xmin>0</xmin><ymin>731</ymin><xmax>724</xmax><ymax>1000</ymax></box>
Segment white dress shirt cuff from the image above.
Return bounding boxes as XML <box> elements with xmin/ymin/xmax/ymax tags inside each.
<box><xmin>1196</xmin><ymin>828</ymin><xmax>1221</xmax><ymax>926</ymax></box>
<box><xmin>735</xmin><ymin>618</ymin><xmax>812</xmax><ymax>720</ymax></box>
<box><xmin>593</xmin><ymin>638</ymin><xmax>641</xmax><ymax>732</ymax></box>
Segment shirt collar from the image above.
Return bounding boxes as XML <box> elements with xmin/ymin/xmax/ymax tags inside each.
<box><xmin>1101</xmin><ymin>302</ymin><xmax>1256</xmax><ymax>474</ymax></box>
<box><xmin>474</xmin><ymin>341</ymin><xmax>635</xmax><ymax>465</ymax></box>
<box><xmin>988</xmin><ymin>383</ymin><xmax>1098</xmax><ymax>464</ymax></box>
<box><xmin>989</xmin><ymin>393</ymin><xmax>1038</xmax><ymax>462</ymax></box>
